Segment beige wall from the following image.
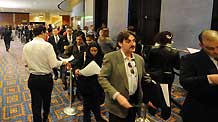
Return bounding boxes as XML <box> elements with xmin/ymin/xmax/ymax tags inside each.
<box><xmin>29</xmin><ymin>14</ymin><xmax>62</xmax><ymax>26</ymax></box>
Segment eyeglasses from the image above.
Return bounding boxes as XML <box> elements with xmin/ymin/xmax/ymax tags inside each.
<box><xmin>128</xmin><ymin>62</ymin><xmax>135</xmax><ymax>74</ymax></box>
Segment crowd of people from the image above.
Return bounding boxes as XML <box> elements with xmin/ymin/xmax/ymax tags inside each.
<box><xmin>1</xmin><ymin>23</ymin><xmax>217</xmax><ymax>122</ymax></box>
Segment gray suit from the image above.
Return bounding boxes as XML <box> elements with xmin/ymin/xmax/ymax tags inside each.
<box><xmin>98</xmin><ymin>50</ymin><xmax>150</xmax><ymax>118</ymax></box>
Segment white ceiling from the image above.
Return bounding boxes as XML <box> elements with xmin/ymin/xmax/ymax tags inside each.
<box><xmin>0</xmin><ymin>0</ymin><xmax>71</xmax><ymax>15</ymax></box>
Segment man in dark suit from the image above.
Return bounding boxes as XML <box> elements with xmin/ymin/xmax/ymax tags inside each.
<box><xmin>180</xmin><ymin>30</ymin><xmax>218</xmax><ymax>122</ymax></box>
<box><xmin>48</xmin><ymin>28</ymin><xmax>63</xmax><ymax>80</ymax></box>
<box><xmin>3</xmin><ymin>25</ymin><xmax>12</xmax><ymax>52</ymax></box>
<box><xmin>98</xmin><ymin>30</ymin><xmax>152</xmax><ymax>122</ymax></box>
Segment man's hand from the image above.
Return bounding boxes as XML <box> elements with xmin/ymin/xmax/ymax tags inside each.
<box><xmin>208</xmin><ymin>74</ymin><xmax>218</xmax><ymax>85</ymax></box>
<box><xmin>66</xmin><ymin>63</ymin><xmax>72</xmax><ymax>70</ymax></box>
<box><xmin>147</xmin><ymin>101</ymin><xmax>157</xmax><ymax>110</ymax></box>
<box><xmin>74</xmin><ymin>69</ymin><xmax>80</xmax><ymax>77</ymax></box>
<box><xmin>116</xmin><ymin>94</ymin><xmax>133</xmax><ymax>109</ymax></box>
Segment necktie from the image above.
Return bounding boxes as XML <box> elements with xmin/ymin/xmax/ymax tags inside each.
<box><xmin>55</xmin><ymin>35</ymin><xmax>58</xmax><ymax>43</ymax></box>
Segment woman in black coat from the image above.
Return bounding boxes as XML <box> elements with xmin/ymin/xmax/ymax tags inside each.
<box><xmin>146</xmin><ymin>31</ymin><xmax>180</xmax><ymax>120</ymax></box>
<box><xmin>74</xmin><ymin>42</ymin><xmax>107</xmax><ymax>122</ymax></box>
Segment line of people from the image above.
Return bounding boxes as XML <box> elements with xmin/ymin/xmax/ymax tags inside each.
<box><xmin>22</xmin><ymin>23</ymin><xmax>218</xmax><ymax>122</ymax></box>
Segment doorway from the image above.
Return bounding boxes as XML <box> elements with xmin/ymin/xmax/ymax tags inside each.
<box><xmin>211</xmin><ymin>0</ymin><xmax>218</xmax><ymax>30</ymax></box>
<box><xmin>128</xmin><ymin>0</ymin><xmax>161</xmax><ymax>45</ymax></box>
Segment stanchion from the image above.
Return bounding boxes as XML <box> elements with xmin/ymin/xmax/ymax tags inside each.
<box><xmin>64</xmin><ymin>68</ymin><xmax>78</xmax><ymax>115</ymax></box>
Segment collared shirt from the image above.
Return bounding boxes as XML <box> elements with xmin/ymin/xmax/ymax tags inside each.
<box><xmin>210</xmin><ymin>56</ymin><xmax>218</xmax><ymax>69</ymax></box>
<box><xmin>67</xmin><ymin>34</ymin><xmax>72</xmax><ymax>44</ymax></box>
<box><xmin>23</xmin><ymin>37</ymin><xmax>63</xmax><ymax>75</ymax></box>
<box><xmin>54</xmin><ymin>35</ymin><xmax>59</xmax><ymax>44</ymax></box>
<box><xmin>121</xmin><ymin>50</ymin><xmax>138</xmax><ymax>95</ymax></box>
<box><xmin>207</xmin><ymin>56</ymin><xmax>218</xmax><ymax>84</ymax></box>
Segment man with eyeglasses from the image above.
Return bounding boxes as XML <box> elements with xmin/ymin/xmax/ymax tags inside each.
<box><xmin>180</xmin><ymin>30</ymin><xmax>218</xmax><ymax>122</ymax></box>
<box><xmin>98</xmin><ymin>30</ymin><xmax>153</xmax><ymax>122</ymax></box>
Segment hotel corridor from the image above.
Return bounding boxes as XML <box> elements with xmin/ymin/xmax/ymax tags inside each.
<box><xmin>0</xmin><ymin>37</ymin><xmax>184</xmax><ymax>122</ymax></box>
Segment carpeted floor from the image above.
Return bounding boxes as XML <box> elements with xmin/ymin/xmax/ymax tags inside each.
<box><xmin>0</xmin><ymin>37</ymin><xmax>185</xmax><ymax>122</ymax></box>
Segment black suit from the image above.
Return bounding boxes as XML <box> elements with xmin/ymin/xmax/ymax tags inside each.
<box><xmin>48</xmin><ymin>35</ymin><xmax>63</xmax><ymax>79</ymax></box>
<box><xmin>180</xmin><ymin>50</ymin><xmax>218</xmax><ymax>122</ymax></box>
<box><xmin>48</xmin><ymin>35</ymin><xmax>63</xmax><ymax>57</ymax></box>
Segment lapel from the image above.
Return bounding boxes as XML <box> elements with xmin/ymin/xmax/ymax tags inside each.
<box><xmin>116</xmin><ymin>51</ymin><xmax>129</xmax><ymax>90</ymax></box>
<box><xmin>134</xmin><ymin>54</ymin><xmax>142</xmax><ymax>82</ymax></box>
<box><xmin>200</xmin><ymin>50</ymin><xmax>218</xmax><ymax>74</ymax></box>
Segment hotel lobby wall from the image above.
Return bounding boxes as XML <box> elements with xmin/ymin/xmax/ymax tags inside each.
<box><xmin>71</xmin><ymin>0</ymin><xmax>94</xmax><ymax>29</ymax></box>
<box><xmin>0</xmin><ymin>12</ymin><xmax>29</xmax><ymax>26</ymax></box>
<box><xmin>107</xmin><ymin>0</ymin><xmax>129</xmax><ymax>40</ymax></box>
<box><xmin>160</xmin><ymin>0</ymin><xmax>213</xmax><ymax>49</ymax></box>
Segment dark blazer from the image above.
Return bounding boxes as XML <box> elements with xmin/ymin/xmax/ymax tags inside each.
<box><xmin>147</xmin><ymin>45</ymin><xmax>180</xmax><ymax>85</ymax></box>
<box><xmin>60</xmin><ymin>35</ymin><xmax>74</xmax><ymax>54</ymax></box>
<box><xmin>98</xmin><ymin>50</ymin><xmax>151</xmax><ymax>118</ymax></box>
<box><xmin>180</xmin><ymin>50</ymin><xmax>218</xmax><ymax>122</ymax></box>
<box><xmin>3</xmin><ymin>28</ymin><xmax>12</xmax><ymax>42</ymax></box>
<box><xmin>48</xmin><ymin>35</ymin><xmax>63</xmax><ymax>56</ymax></box>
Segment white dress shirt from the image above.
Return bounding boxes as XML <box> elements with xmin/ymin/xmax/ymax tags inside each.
<box><xmin>121</xmin><ymin>50</ymin><xmax>138</xmax><ymax>95</ymax></box>
<box><xmin>23</xmin><ymin>37</ymin><xmax>63</xmax><ymax>75</ymax></box>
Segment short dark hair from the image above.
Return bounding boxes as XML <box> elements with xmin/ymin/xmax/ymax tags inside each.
<box><xmin>198</xmin><ymin>30</ymin><xmax>206</xmax><ymax>43</ymax></box>
<box><xmin>86</xmin><ymin>34</ymin><xmax>94</xmax><ymax>40</ymax></box>
<box><xmin>33</xmin><ymin>25</ymin><xmax>46</xmax><ymax>37</ymax></box>
<box><xmin>154</xmin><ymin>31</ymin><xmax>173</xmax><ymax>44</ymax></box>
<box><xmin>117</xmin><ymin>30</ymin><xmax>136</xmax><ymax>43</ymax></box>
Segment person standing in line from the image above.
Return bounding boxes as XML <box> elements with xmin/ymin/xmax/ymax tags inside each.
<box><xmin>180</xmin><ymin>30</ymin><xmax>218</xmax><ymax>122</ymax></box>
<box><xmin>74</xmin><ymin>42</ymin><xmax>107</xmax><ymax>122</ymax></box>
<box><xmin>3</xmin><ymin>25</ymin><xmax>12</xmax><ymax>52</ymax></box>
<box><xmin>48</xmin><ymin>28</ymin><xmax>63</xmax><ymax>80</ymax></box>
<box><xmin>98</xmin><ymin>30</ymin><xmax>153</xmax><ymax>122</ymax></box>
<box><xmin>23</xmin><ymin>25</ymin><xmax>67</xmax><ymax>122</ymax></box>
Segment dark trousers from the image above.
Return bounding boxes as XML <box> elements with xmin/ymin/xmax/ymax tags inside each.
<box><xmin>109</xmin><ymin>94</ymin><xmax>138</xmax><ymax>122</ymax></box>
<box><xmin>52</xmin><ymin>68</ymin><xmax>59</xmax><ymax>78</ymax></box>
<box><xmin>60</xmin><ymin>65</ymin><xmax>67</xmax><ymax>89</ymax></box>
<box><xmin>109</xmin><ymin>108</ymin><xmax>137</xmax><ymax>122</ymax></box>
<box><xmin>4</xmin><ymin>40</ymin><xmax>10</xmax><ymax>51</ymax></box>
<box><xmin>82</xmin><ymin>95</ymin><xmax>102</xmax><ymax>122</ymax></box>
<box><xmin>28</xmin><ymin>73</ymin><xmax>53</xmax><ymax>122</ymax></box>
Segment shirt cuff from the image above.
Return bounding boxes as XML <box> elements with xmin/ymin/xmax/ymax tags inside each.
<box><xmin>207</xmin><ymin>75</ymin><xmax>213</xmax><ymax>84</ymax></box>
<box><xmin>112</xmin><ymin>92</ymin><xmax>120</xmax><ymax>100</ymax></box>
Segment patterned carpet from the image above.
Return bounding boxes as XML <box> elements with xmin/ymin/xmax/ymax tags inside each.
<box><xmin>0</xmin><ymin>37</ymin><xmax>185</xmax><ymax>122</ymax></box>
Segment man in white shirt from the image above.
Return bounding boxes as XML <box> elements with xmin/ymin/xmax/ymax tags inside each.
<box><xmin>23</xmin><ymin>25</ymin><xmax>67</xmax><ymax>122</ymax></box>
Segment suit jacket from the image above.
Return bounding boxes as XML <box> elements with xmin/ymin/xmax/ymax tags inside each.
<box><xmin>48</xmin><ymin>35</ymin><xmax>63</xmax><ymax>56</ymax></box>
<box><xmin>98</xmin><ymin>50</ymin><xmax>150</xmax><ymax>118</ymax></box>
<box><xmin>60</xmin><ymin>35</ymin><xmax>74</xmax><ymax>54</ymax></box>
<box><xmin>147</xmin><ymin>45</ymin><xmax>180</xmax><ymax>84</ymax></box>
<box><xmin>180</xmin><ymin>50</ymin><xmax>218</xmax><ymax>121</ymax></box>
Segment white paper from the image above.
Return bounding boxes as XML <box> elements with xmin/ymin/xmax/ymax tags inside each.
<box><xmin>59</xmin><ymin>55</ymin><xmax>74</xmax><ymax>62</ymax></box>
<box><xmin>186</xmin><ymin>48</ymin><xmax>200</xmax><ymax>54</ymax></box>
<box><xmin>79</xmin><ymin>61</ymin><xmax>101</xmax><ymax>76</ymax></box>
<box><xmin>160</xmin><ymin>84</ymin><xmax>170</xmax><ymax>107</ymax></box>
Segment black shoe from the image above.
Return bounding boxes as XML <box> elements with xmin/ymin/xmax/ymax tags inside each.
<box><xmin>161</xmin><ymin>107</ymin><xmax>171</xmax><ymax>120</ymax></box>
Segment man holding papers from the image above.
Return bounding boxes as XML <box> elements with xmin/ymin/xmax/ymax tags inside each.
<box><xmin>180</xmin><ymin>30</ymin><xmax>218</xmax><ymax>122</ymax></box>
<box><xmin>74</xmin><ymin>42</ymin><xmax>107</xmax><ymax>122</ymax></box>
